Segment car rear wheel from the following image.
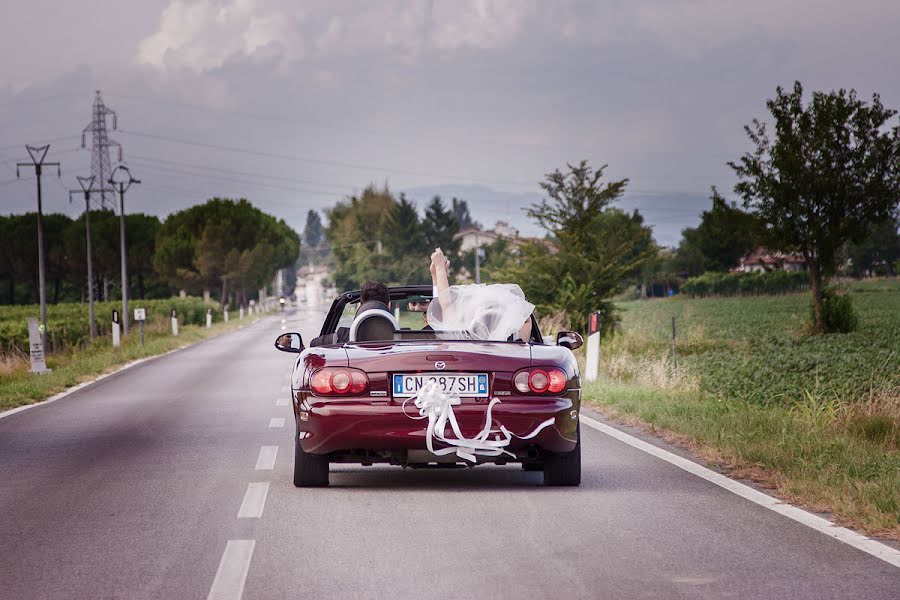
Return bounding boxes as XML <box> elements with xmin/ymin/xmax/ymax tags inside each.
<box><xmin>543</xmin><ymin>422</ymin><xmax>581</xmax><ymax>486</ymax></box>
<box><xmin>294</xmin><ymin>434</ymin><xmax>329</xmax><ymax>487</ymax></box>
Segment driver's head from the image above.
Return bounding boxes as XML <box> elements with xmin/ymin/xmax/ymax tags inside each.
<box><xmin>360</xmin><ymin>281</ymin><xmax>390</xmax><ymax>306</ymax></box>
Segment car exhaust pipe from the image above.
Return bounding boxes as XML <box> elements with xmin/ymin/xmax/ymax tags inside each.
<box><xmin>525</xmin><ymin>447</ymin><xmax>540</xmax><ymax>461</ymax></box>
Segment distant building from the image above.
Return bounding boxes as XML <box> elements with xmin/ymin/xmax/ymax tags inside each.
<box><xmin>734</xmin><ymin>247</ymin><xmax>807</xmax><ymax>273</ymax></box>
<box><xmin>454</xmin><ymin>221</ymin><xmax>521</xmax><ymax>253</ymax></box>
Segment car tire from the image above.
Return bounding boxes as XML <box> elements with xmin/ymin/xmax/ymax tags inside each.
<box><xmin>294</xmin><ymin>434</ymin><xmax>329</xmax><ymax>487</ymax></box>
<box><xmin>543</xmin><ymin>422</ymin><xmax>581</xmax><ymax>486</ymax></box>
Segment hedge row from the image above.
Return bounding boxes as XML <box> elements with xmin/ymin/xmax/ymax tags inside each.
<box><xmin>682</xmin><ymin>270</ymin><xmax>810</xmax><ymax>297</ymax></box>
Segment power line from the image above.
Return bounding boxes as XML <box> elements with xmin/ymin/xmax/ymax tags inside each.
<box><xmin>117</xmin><ymin>128</ymin><xmax>537</xmax><ymax>188</ymax></box>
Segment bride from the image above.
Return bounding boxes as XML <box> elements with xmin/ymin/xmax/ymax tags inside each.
<box><xmin>427</xmin><ymin>247</ymin><xmax>534</xmax><ymax>342</ymax></box>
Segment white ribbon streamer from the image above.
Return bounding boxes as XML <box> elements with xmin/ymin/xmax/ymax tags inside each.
<box><xmin>403</xmin><ymin>380</ymin><xmax>555</xmax><ymax>463</ymax></box>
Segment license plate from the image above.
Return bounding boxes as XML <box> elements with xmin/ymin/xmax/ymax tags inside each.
<box><xmin>392</xmin><ymin>373</ymin><xmax>489</xmax><ymax>398</ymax></box>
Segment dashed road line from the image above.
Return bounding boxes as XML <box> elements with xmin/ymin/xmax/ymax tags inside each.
<box><xmin>206</xmin><ymin>539</ymin><xmax>255</xmax><ymax>600</ymax></box>
<box><xmin>275</xmin><ymin>398</ymin><xmax>289</xmax><ymax>407</ymax></box>
<box><xmin>255</xmin><ymin>446</ymin><xmax>278</xmax><ymax>470</ymax></box>
<box><xmin>268</xmin><ymin>417</ymin><xmax>285</xmax><ymax>429</ymax></box>
<box><xmin>237</xmin><ymin>482</ymin><xmax>270</xmax><ymax>519</ymax></box>
<box><xmin>580</xmin><ymin>414</ymin><xmax>900</xmax><ymax>569</ymax></box>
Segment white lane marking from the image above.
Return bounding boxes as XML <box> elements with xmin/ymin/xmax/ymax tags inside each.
<box><xmin>275</xmin><ymin>398</ymin><xmax>289</xmax><ymax>407</ymax></box>
<box><xmin>280</xmin><ymin>385</ymin><xmax>288</xmax><ymax>393</ymax></box>
<box><xmin>268</xmin><ymin>417</ymin><xmax>285</xmax><ymax>428</ymax></box>
<box><xmin>255</xmin><ymin>446</ymin><xmax>278</xmax><ymax>470</ymax></box>
<box><xmin>580</xmin><ymin>414</ymin><xmax>900</xmax><ymax>569</ymax></box>
<box><xmin>207</xmin><ymin>539</ymin><xmax>255</xmax><ymax>600</ymax></box>
<box><xmin>237</xmin><ymin>482</ymin><xmax>270</xmax><ymax>518</ymax></box>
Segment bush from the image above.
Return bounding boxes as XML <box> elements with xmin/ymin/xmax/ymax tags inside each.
<box><xmin>818</xmin><ymin>286</ymin><xmax>858</xmax><ymax>333</ymax></box>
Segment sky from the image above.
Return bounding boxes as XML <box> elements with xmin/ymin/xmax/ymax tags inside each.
<box><xmin>1</xmin><ymin>0</ymin><xmax>899</xmax><ymax>247</ymax></box>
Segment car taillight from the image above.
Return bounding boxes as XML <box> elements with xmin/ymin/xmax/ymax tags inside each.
<box><xmin>310</xmin><ymin>368</ymin><xmax>369</xmax><ymax>396</ymax></box>
<box><xmin>513</xmin><ymin>368</ymin><xmax>567</xmax><ymax>394</ymax></box>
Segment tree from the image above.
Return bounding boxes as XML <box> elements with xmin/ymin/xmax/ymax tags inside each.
<box><xmin>299</xmin><ymin>209</ymin><xmax>327</xmax><ymax>266</ymax></box>
<box><xmin>510</xmin><ymin>161</ymin><xmax>655</xmax><ymax>332</ymax></box>
<box><xmin>422</xmin><ymin>196</ymin><xmax>461</xmax><ymax>261</ymax></box>
<box><xmin>729</xmin><ymin>81</ymin><xmax>900</xmax><ymax>331</ymax></box>
<box><xmin>154</xmin><ymin>198</ymin><xmax>300</xmax><ymax>306</ymax></box>
<box><xmin>673</xmin><ymin>188</ymin><xmax>762</xmax><ymax>276</ymax></box>
<box><xmin>845</xmin><ymin>217</ymin><xmax>900</xmax><ymax>277</ymax></box>
<box><xmin>325</xmin><ymin>185</ymin><xmax>397</xmax><ymax>289</ymax></box>
<box><xmin>451</xmin><ymin>198</ymin><xmax>480</xmax><ymax>230</ymax></box>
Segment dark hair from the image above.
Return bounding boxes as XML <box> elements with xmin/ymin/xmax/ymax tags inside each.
<box><xmin>360</xmin><ymin>281</ymin><xmax>390</xmax><ymax>306</ymax></box>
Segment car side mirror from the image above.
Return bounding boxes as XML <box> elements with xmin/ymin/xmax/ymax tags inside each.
<box><xmin>274</xmin><ymin>332</ymin><xmax>304</xmax><ymax>353</ymax></box>
<box><xmin>556</xmin><ymin>330</ymin><xmax>583</xmax><ymax>351</ymax></box>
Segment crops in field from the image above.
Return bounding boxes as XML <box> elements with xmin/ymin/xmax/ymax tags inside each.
<box><xmin>605</xmin><ymin>279</ymin><xmax>900</xmax><ymax>406</ymax></box>
<box><xmin>0</xmin><ymin>297</ymin><xmax>224</xmax><ymax>355</ymax></box>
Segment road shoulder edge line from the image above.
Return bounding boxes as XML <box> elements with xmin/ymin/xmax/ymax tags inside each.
<box><xmin>580</xmin><ymin>414</ymin><xmax>900</xmax><ymax>569</ymax></box>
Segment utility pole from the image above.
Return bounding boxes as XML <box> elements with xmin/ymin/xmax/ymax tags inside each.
<box><xmin>109</xmin><ymin>165</ymin><xmax>140</xmax><ymax>336</ymax></box>
<box><xmin>70</xmin><ymin>176</ymin><xmax>98</xmax><ymax>340</ymax></box>
<box><xmin>16</xmin><ymin>145</ymin><xmax>61</xmax><ymax>347</ymax></box>
<box><xmin>474</xmin><ymin>231</ymin><xmax>481</xmax><ymax>284</ymax></box>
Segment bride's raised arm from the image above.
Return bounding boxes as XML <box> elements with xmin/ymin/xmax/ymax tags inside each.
<box><xmin>430</xmin><ymin>247</ymin><xmax>452</xmax><ymax>314</ymax></box>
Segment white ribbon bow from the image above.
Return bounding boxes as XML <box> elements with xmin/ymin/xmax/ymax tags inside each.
<box><xmin>403</xmin><ymin>380</ymin><xmax>555</xmax><ymax>463</ymax></box>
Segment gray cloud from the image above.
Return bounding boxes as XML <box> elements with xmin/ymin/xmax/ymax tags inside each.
<box><xmin>2</xmin><ymin>0</ymin><xmax>899</xmax><ymax>246</ymax></box>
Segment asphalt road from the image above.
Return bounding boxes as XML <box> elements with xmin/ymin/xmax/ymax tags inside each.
<box><xmin>1</xmin><ymin>305</ymin><xmax>897</xmax><ymax>600</ymax></box>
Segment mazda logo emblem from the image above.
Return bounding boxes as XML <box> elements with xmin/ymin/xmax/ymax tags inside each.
<box><xmin>434</xmin><ymin>361</ymin><xmax>446</xmax><ymax>370</ymax></box>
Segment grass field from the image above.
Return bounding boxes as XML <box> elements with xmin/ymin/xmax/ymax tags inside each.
<box><xmin>583</xmin><ymin>278</ymin><xmax>900</xmax><ymax>537</ymax></box>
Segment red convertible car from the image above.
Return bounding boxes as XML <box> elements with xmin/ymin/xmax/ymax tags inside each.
<box><xmin>274</xmin><ymin>285</ymin><xmax>583</xmax><ymax>487</ymax></box>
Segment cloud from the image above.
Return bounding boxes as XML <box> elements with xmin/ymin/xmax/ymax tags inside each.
<box><xmin>136</xmin><ymin>0</ymin><xmax>548</xmax><ymax>71</ymax></box>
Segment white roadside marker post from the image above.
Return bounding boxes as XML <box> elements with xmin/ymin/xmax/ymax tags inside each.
<box><xmin>224</xmin><ymin>306</ymin><xmax>229</xmax><ymax>322</ymax></box>
<box><xmin>171</xmin><ymin>308</ymin><xmax>179</xmax><ymax>336</ymax></box>
<box><xmin>239</xmin><ymin>305</ymin><xmax>244</xmax><ymax>320</ymax></box>
<box><xmin>584</xmin><ymin>310</ymin><xmax>601</xmax><ymax>382</ymax></box>
<box><xmin>133</xmin><ymin>307</ymin><xmax>146</xmax><ymax>347</ymax></box>
<box><xmin>27</xmin><ymin>317</ymin><xmax>50</xmax><ymax>374</ymax></box>
<box><xmin>111</xmin><ymin>309</ymin><xmax>121</xmax><ymax>348</ymax></box>
<box><xmin>206</xmin><ymin>308</ymin><xmax>212</xmax><ymax>328</ymax></box>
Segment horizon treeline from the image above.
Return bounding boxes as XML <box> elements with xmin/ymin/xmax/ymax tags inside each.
<box><xmin>0</xmin><ymin>197</ymin><xmax>300</xmax><ymax>307</ymax></box>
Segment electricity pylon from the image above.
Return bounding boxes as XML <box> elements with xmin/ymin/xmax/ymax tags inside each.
<box><xmin>81</xmin><ymin>91</ymin><xmax>122</xmax><ymax>210</ymax></box>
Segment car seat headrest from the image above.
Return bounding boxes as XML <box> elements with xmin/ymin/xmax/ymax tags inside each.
<box><xmin>349</xmin><ymin>307</ymin><xmax>399</xmax><ymax>342</ymax></box>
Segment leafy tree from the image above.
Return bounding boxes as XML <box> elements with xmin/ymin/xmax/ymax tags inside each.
<box><xmin>155</xmin><ymin>198</ymin><xmax>300</xmax><ymax>307</ymax></box>
<box><xmin>729</xmin><ymin>81</ymin><xmax>900</xmax><ymax>332</ymax></box>
<box><xmin>509</xmin><ymin>161</ymin><xmax>655</xmax><ymax>332</ymax></box>
<box><xmin>325</xmin><ymin>184</ymin><xmax>397</xmax><ymax>289</ymax></box>
<box><xmin>672</xmin><ymin>189</ymin><xmax>762</xmax><ymax>276</ymax></box>
<box><xmin>845</xmin><ymin>217</ymin><xmax>899</xmax><ymax>277</ymax></box>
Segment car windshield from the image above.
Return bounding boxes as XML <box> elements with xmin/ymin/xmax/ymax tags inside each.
<box><xmin>333</xmin><ymin>291</ymin><xmax>541</xmax><ymax>343</ymax></box>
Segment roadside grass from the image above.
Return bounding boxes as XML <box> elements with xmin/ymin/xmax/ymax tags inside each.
<box><xmin>585</xmin><ymin>278</ymin><xmax>900</xmax><ymax>539</ymax></box>
<box><xmin>0</xmin><ymin>316</ymin><xmax>247</xmax><ymax>412</ymax></box>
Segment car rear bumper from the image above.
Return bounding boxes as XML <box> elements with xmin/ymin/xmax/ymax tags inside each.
<box><xmin>297</xmin><ymin>396</ymin><xmax>579</xmax><ymax>456</ymax></box>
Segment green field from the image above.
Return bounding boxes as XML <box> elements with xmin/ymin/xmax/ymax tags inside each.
<box><xmin>584</xmin><ymin>279</ymin><xmax>900</xmax><ymax>537</ymax></box>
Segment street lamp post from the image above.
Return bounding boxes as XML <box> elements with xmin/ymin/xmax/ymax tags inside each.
<box><xmin>16</xmin><ymin>145</ymin><xmax>61</xmax><ymax>347</ymax></box>
<box><xmin>70</xmin><ymin>175</ymin><xmax>97</xmax><ymax>340</ymax></box>
<box><xmin>109</xmin><ymin>166</ymin><xmax>140</xmax><ymax>336</ymax></box>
